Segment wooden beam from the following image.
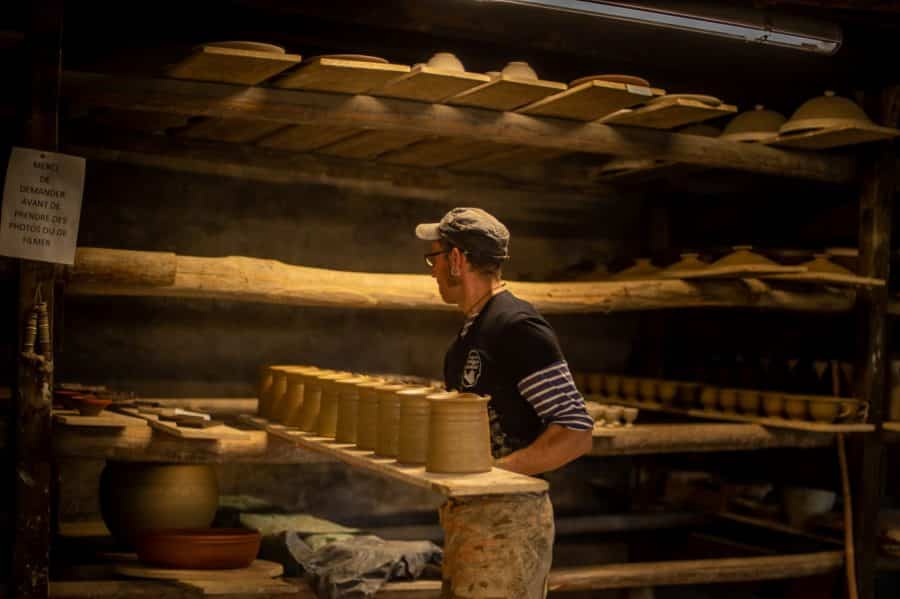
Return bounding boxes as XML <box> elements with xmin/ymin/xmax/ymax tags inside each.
<box><xmin>62</xmin><ymin>71</ymin><xmax>858</xmax><ymax>183</ymax></box>
<box><xmin>63</xmin><ymin>248</ymin><xmax>857</xmax><ymax>314</ymax></box>
<box><xmin>852</xmin><ymin>84</ymin><xmax>898</xmax><ymax>599</ymax></box>
<box><xmin>61</xmin><ymin>130</ymin><xmax>607</xmax><ymax>200</ymax></box>
<box><xmin>13</xmin><ymin>2</ymin><xmax>62</xmax><ymax>599</ymax></box>
<box><xmin>546</xmin><ymin>551</ymin><xmax>843</xmax><ymax>592</ymax></box>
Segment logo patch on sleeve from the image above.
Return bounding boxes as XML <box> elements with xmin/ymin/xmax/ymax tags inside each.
<box><xmin>462</xmin><ymin>349</ymin><xmax>483</xmax><ymax>388</ymax></box>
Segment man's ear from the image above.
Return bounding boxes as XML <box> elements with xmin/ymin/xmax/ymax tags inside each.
<box><xmin>450</xmin><ymin>247</ymin><xmax>465</xmax><ymax>273</ymax></box>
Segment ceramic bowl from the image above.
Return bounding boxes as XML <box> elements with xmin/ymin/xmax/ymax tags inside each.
<box><xmin>70</xmin><ymin>394</ymin><xmax>112</xmax><ymax>416</ymax></box>
<box><xmin>501</xmin><ymin>61</ymin><xmax>538</xmax><ymax>80</ymax></box>
<box><xmin>604</xmin><ymin>374</ymin><xmax>622</xmax><ymax>397</ymax></box>
<box><xmin>718</xmin><ymin>388</ymin><xmax>739</xmax><ymax>413</ymax></box>
<box><xmin>737</xmin><ymin>389</ymin><xmax>760</xmax><ymax>415</ymax></box>
<box><xmin>622</xmin><ymin>407</ymin><xmax>639</xmax><ymax>427</ymax></box>
<box><xmin>426</xmin><ymin>52</ymin><xmax>464</xmax><ymax>72</ymax></box>
<box><xmin>658</xmin><ymin>381</ymin><xmax>679</xmax><ymax>405</ymax></box>
<box><xmin>638</xmin><ymin>378</ymin><xmax>657</xmax><ymax>402</ymax></box>
<box><xmin>604</xmin><ymin>405</ymin><xmax>624</xmax><ymax>427</ymax></box>
<box><xmin>761</xmin><ymin>392</ymin><xmax>785</xmax><ymax>418</ymax></box>
<box><xmin>720</xmin><ymin>105</ymin><xmax>787</xmax><ymax>143</ymax></box>
<box><xmin>699</xmin><ymin>387</ymin><xmax>719</xmax><ymax>411</ymax></box>
<box><xmin>136</xmin><ymin>528</ymin><xmax>261</xmax><ymax>569</ymax></box>
<box><xmin>621</xmin><ymin>377</ymin><xmax>639</xmax><ymax>398</ymax></box>
<box><xmin>781</xmin><ymin>91</ymin><xmax>873</xmax><ymax>134</ymax></box>
<box><xmin>784</xmin><ymin>395</ymin><xmax>810</xmax><ymax>421</ymax></box>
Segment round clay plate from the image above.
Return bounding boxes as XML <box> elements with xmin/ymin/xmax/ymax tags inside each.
<box><xmin>570</xmin><ymin>74</ymin><xmax>650</xmax><ymax>87</ymax></box>
<box><xmin>310</xmin><ymin>54</ymin><xmax>388</xmax><ymax>64</ymax></box>
<box><xmin>650</xmin><ymin>93</ymin><xmax>722</xmax><ymax>107</ymax></box>
<box><xmin>206</xmin><ymin>41</ymin><xmax>286</xmax><ymax>54</ymax></box>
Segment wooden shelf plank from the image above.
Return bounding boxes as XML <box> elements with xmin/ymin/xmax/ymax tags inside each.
<box><xmin>317</xmin><ymin>130</ymin><xmax>427</xmax><ymax>160</ymax></box>
<box><xmin>53</xmin><ymin>410</ymin><xmax>146</xmax><ymax>429</ymax></box>
<box><xmin>883</xmin><ymin>421</ymin><xmax>900</xmax><ymax>432</ymax></box>
<box><xmin>447</xmin><ymin>76</ymin><xmax>566</xmax><ymax>111</ymax></box>
<box><xmin>373</xmin><ymin>66</ymin><xmax>490</xmax><ymax>103</ymax></box>
<box><xmin>601</xmin><ymin>98</ymin><xmax>737</xmax><ymax>130</ymax></box>
<box><xmin>589</xmin><ymin>422</ymin><xmax>833</xmax><ymax>455</ymax></box>
<box><xmin>762</xmin><ymin>271</ymin><xmax>885</xmax><ymax>287</ymax></box>
<box><xmin>518</xmin><ymin>80</ymin><xmax>664</xmax><ymax>121</ymax></box>
<box><xmin>256</xmin><ymin>124</ymin><xmax>359</xmax><ymax>152</ymax></box>
<box><xmin>263</xmin><ymin>422</ymin><xmax>547</xmax><ymax>497</ymax></box>
<box><xmin>379</xmin><ymin>138</ymin><xmax>510</xmax><ymax>168</ymax></box>
<box><xmin>769</xmin><ymin>124</ymin><xmax>900</xmax><ymax>150</ymax></box>
<box><xmin>119</xmin><ymin>407</ymin><xmax>250</xmax><ymax>440</ymax></box>
<box><xmin>165</xmin><ymin>46</ymin><xmax>301</xmax><ymax>86</ymax></box>
<box><xmin>62</xmin><ymin>71</ymin><xmax>858</xmax><ymax>183</ymax></box>
<box><xmin>587</xmin><ymin>394</ymin><xmax>873</xmax><ymax>433</ymax></box>
<box><xmin>177</xmin><ymin>117</ymin><xmax>285</xmax><ymax>144</ymax></box>
<box><xmin>273</xmin><ymin>57</ymin><xmax>410</xmax><ymax>94</ymax></box>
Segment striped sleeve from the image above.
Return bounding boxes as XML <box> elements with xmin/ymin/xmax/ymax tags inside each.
<box><xmin>517</xmin><ymin>361</ymin><xmax>594</xmax><ymax>431</ymax></box>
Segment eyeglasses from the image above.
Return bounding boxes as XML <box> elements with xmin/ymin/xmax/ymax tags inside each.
<box><xmin>424</xmin><ymin>249</ymin><xmax>450</xmax><ymax>268</ymax></box>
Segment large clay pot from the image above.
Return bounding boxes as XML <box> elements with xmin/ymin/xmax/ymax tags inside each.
<box><xmin>334</xmin><ymin>376</ymin><xmax>370</xmax><ymax>443</ymax></box>
<box><xmin>281</xmin><ymin>366</ymin><xmax>320</xmax><ymax>426</ymax></box>
<box><xmin>357</xmin><ymin>382</ymin><xmax>402</xmax><ymax>451</ymax></box>
<box><xmin>426</xmin><ymin>393</ymin><xmax>492</xmax><ymax>474</ymax></box>
<box><xmin>397</xmin><ymin>388</ymin><xmax>445</xmax><ymax>465</ymax></box>
<box><xmin>295</xmin><ymin>369</ymin><xmax>335</xmax><ymax>432</ymax></box>
<box><xmin>315</xmin><ymin>372</ymin><xmax>355</xmax><ymax>437</ymax></box>
<box><xmin>256</xmin><ymin>365</ymin><xmax>274</xmax><ymax>417</ymax></box>
<box><xmin>267</xmin><ymin>366</ymin><xmax>292</xmax><ymax>422</ymax></box>
<box><xmin>99</xmin><ymin>462</ymin><xmax>219</xmax><ymax>548</ymax></box>
<box><xmin>376</xmin><ymin>385</ymin><xmax>416</xmax><ymax>457</ymax></box>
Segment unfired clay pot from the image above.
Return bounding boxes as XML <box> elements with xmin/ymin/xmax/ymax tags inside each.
<box><xmin>99</xmin><ymin>462</ymin><xmax>219</xmax><ymax>548</ymax></box>
<box><xmin>377</xmin><ymin>385</ymin><xmax>421</xmax><ymax>457</ymax></box>
<box><xmin>762</xmin><ymin>392</ymin><xmax>785</xmax><ymax>418</ymax></box>
<box><xmin>295</xmin><ymin>370</ymin><xmax>335</xmax><ymax>432</ymax></box>
<box><xmin>334</xmin><ymin>376</ymin><xmax>370</xmax><ymax>444</ymax></box>
<box><xmin>737</xmin><ymin>389</ymin><xmax>760</xmax><ymax>415</ymax></box>
<box><xmin>267</xmin><ymin>366</ymin><xmax>292</xmax><ymax>422</ymax></box>
<box><xmin>256</xmin><ymin>365</ymin><xmax>274</xmax><ymax>418</ymax></box>
<box><xmin>279</xmin><ymin>367</ymin><xmax>319</xmax><ymax>425</ymax></box>
<box><xmin>356</xmin><ymin>381</ymin><xmax>398</xmax><ymax>450</ymax></box>
<box><xmin>397</xmin><ymin>388</ymin><xmax>444</xmax><ymax>465</ymax></box>
<box><xmin>426</xmin><ymin>393</ymin><xmax>492</xmax><ymax>474</ymax></box>
<box><xmin>316</xmin><ymin>372</ymin><xmax>356</xmax><ymax>437</ymax></box>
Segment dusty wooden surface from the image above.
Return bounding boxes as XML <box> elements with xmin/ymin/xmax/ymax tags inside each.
<box><xmin>62</xmin><ymin>71</ymin><xmax>858</xmax><ymax>183</ymax></box>
<box><xmin>64</xmin><ymin>247</ymin><xmax>856</xmax><ymax>314</ymax></box>
<box><xmin>590</xmin><ymin>423</ymin><xmax>833</xmax><ymax>455</ymax></box>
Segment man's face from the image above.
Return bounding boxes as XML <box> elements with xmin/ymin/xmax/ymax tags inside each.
<box><xmin>428</xmin><ymin>240</ymin><xmax>462</xmax><ymax>304</ymax></box>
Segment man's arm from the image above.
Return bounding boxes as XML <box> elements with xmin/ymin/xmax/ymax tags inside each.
<box><xmin>495</xmin><ymin>424</ymin><xmax>593</xmax><ymax>476</ymax></box>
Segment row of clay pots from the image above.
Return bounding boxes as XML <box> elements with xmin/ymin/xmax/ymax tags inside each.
<box><xmin>582</xmin><ymin>373</ymin><xmax>861</xmax><ymax>424</ymax></box>
<box><xmin>257</xmin><ymin>365</ymin><xmax>493</xmax><ymax>474</ymax></box>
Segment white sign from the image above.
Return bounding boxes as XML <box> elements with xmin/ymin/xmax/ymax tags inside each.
<box><xmin>0</xmin><ymin>147</ymin><xmax>85</xmax><ymax>265</ymax></box>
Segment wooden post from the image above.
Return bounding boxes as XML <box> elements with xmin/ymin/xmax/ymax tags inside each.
<box><xmin>439</xmin><ymin>492</ymin><xmax>554</xmax><ymax>598</ymax></box>
<box><xmin>12</xmin><ymin>1</ymin><xmax>63</xmax><ymax>598</ymax></box>
<box><xmin>852</xmin><ymin>85</ymin><xmax>898</xmax><ymax>599</ymax></box>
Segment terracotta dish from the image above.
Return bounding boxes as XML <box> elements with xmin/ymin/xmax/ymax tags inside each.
<box><xmin>70</xmin><ymin>394</ymin><xmax>112</xmax><ymax>416</ymax></box>
<box><xmin>650</xmin><ymin>93</ymin><xmax>721</xmax><ymax>107</ymax></box>
<box><xmin>308</xmin><ymin>54</ymin><xmax>389</xmax><ymax>64</ymax></box>
<box><xmin>570</xmin><ymin>74</ymin><xmax>650</xmax><ymax>88</ymax></box>
<box><xmin>206</xmin><ymin>41</ymin><xmax>286</xmax><ymax>54</ymax></box>
<box><xmin>721</xmin><ymin>104</ymin><xmax>786</xmax><ymax>143</ymax></box>
<box><xmin>780</xmin><ymin>91</ymin><xmax>873</xmax><ymax>134</ymax></box>
<box><xmin>136</xmin><ymin>528</ymin><xmax>261</xmax><ymax>569</ymax></box>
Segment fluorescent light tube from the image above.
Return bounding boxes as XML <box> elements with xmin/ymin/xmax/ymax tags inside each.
<box><xmin>480</xmin><ymin>0</ymin><xmax>841</xmax><ymax>54</ymax></box>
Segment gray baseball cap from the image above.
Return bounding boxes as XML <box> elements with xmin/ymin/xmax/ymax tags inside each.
<box><xmin>415</xmin><ymin>207</ymin><xmax>510</xmax><ymax>261</ymax></box>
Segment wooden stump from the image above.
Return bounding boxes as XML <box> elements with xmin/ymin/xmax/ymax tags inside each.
<box><xmin>439</xmin><ymin>492</ymin><xmax>553</xmax><ymax>599</ymax></box>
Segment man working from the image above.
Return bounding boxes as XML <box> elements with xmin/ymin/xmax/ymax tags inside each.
<box><xmin>416</xmin><ymin>207</ymin><xmax>594</xmax><ymax>476</ymax></box>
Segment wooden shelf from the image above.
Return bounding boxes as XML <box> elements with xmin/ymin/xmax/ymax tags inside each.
<box><xmin>447</xmin><ymin>76</ymin><xmax>566</xmax><ymax>111</ymax></box>
<box><xmin>63</xmin><ymin>71</ymin><xmax>858</xmax><ymax>184</ymax></box>
<box><xmin>272</xmin><ymin>57</ymin><xmax>410</xmax><ymax>95</ymax></box>
<box><xmin>517</xmin><ymin>79</ymin><xmax>664</xmax><ymax>121</ymax></box>
<box><xmin>587</xmin><ymin>395</ymin><xmax>874</xmax><ymax>433</ymax></box>
<box><xmin>254</xmin><ymin>419</ymin><xmax>547</xmax><ymax>497</ymax></box>
<box><xmin>601</xmin><ymin>97</ymin><xmax>737</xmax><ymax>130</ymax></box>
<box><xmin>53</xmin><ymin>410</ymin><xmax>146</xmax><ymax>429</ymax></box>
<box><xmin>165</xmin><ymin>45</ymin><xmax>301</xmax><ymax>86</ymax></box>
<box><xmin>590</xmin><ymin>422</ymin><xmax>833</xmax><ymax>455</ymax></box>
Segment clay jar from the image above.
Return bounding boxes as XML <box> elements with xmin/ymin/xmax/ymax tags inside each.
<box><xmin>376</xmin><ymin>385</ymin><xmax>420</xmax><ymax>457</ymax></box>
<box><xmin>334</xmin><ymin>376</ymin><xmax>372</xmax><ymax>444</ymax></box>
<box><xmin>257</xmin><ymin>364</ymin><xmax>292</xmax><ymax>419</ymax></box>
<box><xmin>279</xmin><ymin>366</ymin><xmax>320</xmax><ymax>426</ymax></box>
<box><xmin>426</xmin><ymin>392</ymin><xmax>493</xmax><ymax>474</ymax></box>
<box><xmin>266</xmin><ymin>366</ymin><xmax>294</xmax><ymax>422</ymax></box>
<box><xmin>295</xmin><ymin>369</ymin><xmax>335</xmax><ymax>432</ymax></box>
<box><xmin>316</xmin><ymin>372</ymin><xmax>356</xmax><ymax>437</ymax></box>
<box><xmin>356</xmin><ymin>380</ymin><xmax>395</xmax><ymax>451</ymax></box>
<box><xmin>99</xmin><ymin>461</ymin><xmax>219</xmax><ymax>548</ymax></box>
<box><xmin>397</xmin><ymin>387</ymin><xmax>446</xmax><ymax>465</ymax></box>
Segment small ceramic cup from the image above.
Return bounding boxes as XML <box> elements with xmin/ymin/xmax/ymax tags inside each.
<box><xmin>761</xmin><ymin>391</ymin><xmax>785</xmax><ymax>419</ymax></box>
<box><xmin>784</xmin><ymin>394</ymin><xmax>810</xmax><ymax>421</ymax></box>
<box><xmin>604</xmin><ymin>405</ymin><xmax>624</xmax><ymax>427</ymax></box>
<box><xmin>718</xmin><ymin>388</ymin><xmax>739</xmax><ymax>413</ymax></box>
<box><xmin>737</xmin><ymin>389</ymin><xmax>760</xmax><ymax>415</ymax></box>
<box><xmin>622</xmin><ymin>407</ymin><xmax>639</xmax><ymax>427</ymax></box>
<box><xmin>621</xmin><ymin>378</ymin><xmax>639</xmax><ymax>398</ymax></box>
<box><xmin>699</xmin><ymin>387</ymin><xmax>719</xmax><ymax>411</ymax></box>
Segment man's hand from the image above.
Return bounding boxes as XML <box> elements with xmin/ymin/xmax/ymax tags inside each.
<box><xmin>494</xmin><ymin>424</ymin><xmax>593</xmax><ymax>476</ymax></box>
